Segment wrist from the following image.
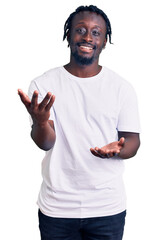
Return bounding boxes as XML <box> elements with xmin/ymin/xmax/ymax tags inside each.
<box><xmin>32</xmin><ymin>120</ymin><xmax>49</xmax><ymax>128</ymax></box>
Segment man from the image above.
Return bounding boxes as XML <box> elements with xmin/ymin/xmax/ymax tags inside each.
<box><xmin>18</xmin><ymin>5</ymin><xmax>140</xmax><ymax>240</ymax></box>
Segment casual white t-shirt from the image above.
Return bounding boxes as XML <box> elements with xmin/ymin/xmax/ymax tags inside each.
<box><xmin>28</xmin><ymin>66</ymin><xmax>140</xmax><ymax>218</ymax></box>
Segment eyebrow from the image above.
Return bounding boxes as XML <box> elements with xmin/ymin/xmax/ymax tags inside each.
<box><xmin>75</xmin><ymin>22</ymin><xmax>103</xmax><ymax>30</ymax></box>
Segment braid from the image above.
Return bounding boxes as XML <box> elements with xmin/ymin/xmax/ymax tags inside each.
<box><xmin>63</xmin><ymin>5</ymin><xmax>112</xmax><ymax>44</ymax></box>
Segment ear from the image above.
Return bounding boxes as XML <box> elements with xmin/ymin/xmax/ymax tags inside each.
<box><xmin>103</xmin><ymin>38</ymin><xmax>107</xmax><ymax>49</ymax></box>
<box><xmin>66</xmin><ymin>31</ymin><xmax>70</xmax><ymax>47</ymax></box>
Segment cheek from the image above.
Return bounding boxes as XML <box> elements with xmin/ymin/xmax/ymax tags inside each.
<box><xmin>98</xmin><ymin>38</ymin><xmax>107</xmax><ymax>49</ymax></box>
<box><xmin>70</xmin><ymin>30</ymin><xmax>81</xmax><ymax>41</ymax></box>
<box><xmin>95</xmin><ymin>40</ymin><xmax>105</xmax><ymax>51</ymax></box>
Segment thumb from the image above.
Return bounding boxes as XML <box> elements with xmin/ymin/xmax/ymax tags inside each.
<box><xmin>18</xmin><ymin>89</ymin><xmax>31</xmax><ymax>107</ymax></box>
<box><xmin>119</xmin><ymin>137</ymin><xmax>125</xmax><ymax>146</ymax></box>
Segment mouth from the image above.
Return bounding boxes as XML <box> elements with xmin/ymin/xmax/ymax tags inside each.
<box><xmin>77</xmin><ymin>43</ymin><xmax>96</xmax><ymax>53</ymax></box>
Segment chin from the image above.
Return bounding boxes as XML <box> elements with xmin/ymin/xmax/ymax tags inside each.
<box><xmin>72</xmin><ymin>51</ymin><xmax>95</xmax><ymax>65</ymax></box>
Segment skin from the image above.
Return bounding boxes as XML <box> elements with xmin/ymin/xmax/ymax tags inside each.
<box><xmin>65</xmin><ymin>11</ymin><xmax>107</xmax><ymax>77</ymax></box>
<box><xmin>18</xmin><ymin>89</ymin><xmax>56</xmax><ymax>150</ymax></box>
<box><xmin>18</xmin><ymin>11</ymin><xmax>140</xmax><ymax>158</ymax></box>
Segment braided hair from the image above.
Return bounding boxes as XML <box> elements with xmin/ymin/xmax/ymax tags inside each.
<box><xmin>63</xmin><ymin>5</ymin><xmax>112</xmax><ymax>44</ymax></box>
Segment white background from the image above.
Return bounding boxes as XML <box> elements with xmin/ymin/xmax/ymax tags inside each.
<box><xmin>1</xmin><ymin>0</ymin><xmax>159</xmax><ymax>239</ymax></box>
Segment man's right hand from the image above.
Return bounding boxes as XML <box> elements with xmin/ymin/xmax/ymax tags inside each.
<box><xmin>18</xmin><ymin>89</ymin><xmax>56</xmax><ymax>150</ymax></box>
<box><xmin>18</xmin><ymin>89</ymin><xmax>55</xmax><ymax>126</ymax></box>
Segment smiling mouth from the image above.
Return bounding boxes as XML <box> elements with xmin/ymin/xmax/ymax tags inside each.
<box><xmin>80</xmin><ymin>46</ymin><xmax>93</xmax><ymax>51</ymax></box>
<box><xmin>77</xmin><ymin>43</ymin><xmax>96</xmax><ymax>52</ymax></box>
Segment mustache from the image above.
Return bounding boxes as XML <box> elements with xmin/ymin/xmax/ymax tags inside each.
<box><xmin>77</xmin><ymin>42</ymin><xmax>97</xmax><ymax>50</ymax></box>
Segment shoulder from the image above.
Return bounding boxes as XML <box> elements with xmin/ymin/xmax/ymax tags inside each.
<box><xmin>102</xmin><ymin>66</ymin><xmax>136</xmax><ymax>94</ymax></box>
<box><xmin>32</xmin><ymin>66</ymin><xmax>63</xmax><ymax>85</ymax></box>
<box><xmin>28</xmin><ymin>66</ymin><xmax>63</xmax><ymax>97</ymax></box>
<box><xmin>102</xmin><ymin>66</ymin><xmax>130</xmax><ymax>85</ymax></box>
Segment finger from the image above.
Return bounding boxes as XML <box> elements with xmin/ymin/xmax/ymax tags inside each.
<box><xmin>95</xmin><ymin>147</ymin><xmax>106</xmax><ymax>157</ymax></box>
<box><xmin>97</xmin><ymin>148</ymin><xmax>115</xmax><ymax>158</ymax></box>
<box><xmin>90</xmin><ymin>148</ymin><xmax>103</xmax><ymax>158</ymax></box>
<box><xmin>109</xmin><ymin>149</ymin><xmax>121</xmax><ymax>157</ymax></box>
<box><xmin>113</xmin><ymin>152</ymin><xmax>119</xmax><ymax>157</ymax></box>
<box><xmin>95</xmin><ymin>148</ymin><xmax>110</xmax><ymax>158</ymax></box>
<box><xmin>18</xmin><ymin>89</ymin><xmax>31</xmax><ymax>107</ymax></box>
<box><xmin>119</xmin><ymin>137</ymin><xmax>125</xmax><ymax>146</ymax></box>
<box><xmin>106</xmin><ymin>151</ymin><xmax>113</xmax><ymax>158</ymax></box>
<box><xmin>31</xmin><ymin>91</ymin><xmax>38</xmax><ymax>108</ymax></box>
<box><xmin>39</xmin><ymin>92</ymin><xmax>52</xmax><ymax>110</ymax></box>
<box><xmin>113</xmin><ymin>149</ymin><xmax>120</xmax><ymax>154</ymax></box>
<box><xmin>45</xmin><ymin>95</ymin><xmax>55</xmax><ymax>111</ymax></box>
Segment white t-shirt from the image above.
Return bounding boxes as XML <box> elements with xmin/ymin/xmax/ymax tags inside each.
<box><xmin>28</xmin><ymin>66</ymin><xmax>140</xmax><ymax>218</ymax></box>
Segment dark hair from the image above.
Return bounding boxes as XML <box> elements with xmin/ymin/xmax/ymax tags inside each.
<box><xmin>63</xmin><ymin>5</ymin><xmax>112</xmax><ymax>44</ymax></box>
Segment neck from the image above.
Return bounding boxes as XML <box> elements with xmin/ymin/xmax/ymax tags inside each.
<box><xmin>64</xmin><ymin>57</ymin><xmax>102</xmax><ymax>78</ymax></box>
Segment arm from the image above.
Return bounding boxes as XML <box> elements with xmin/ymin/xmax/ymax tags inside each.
<box><xmin>90</xmin><ymin>132</ymin><xmax>140</xmax><ymax>160</ymax></box>
<box><xmin>117</xmin><ymin>132</ymin><xmax>140</xmax><ymax>159</ymax></box>
<box><xmin>31</xmin><ymin>119</ymin><xmax>56</xmax><ymax>151</ymax></box>
<box><xmin>18</xmin><ymin>89</ymin><xmax>56</xmax><ymax>151</ymax></box>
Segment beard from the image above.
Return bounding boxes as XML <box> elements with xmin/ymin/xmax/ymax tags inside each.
<box><xmin>72</xmin><ymin>50</ymin><xmax>95</xmax><ymax>66</ymax></box>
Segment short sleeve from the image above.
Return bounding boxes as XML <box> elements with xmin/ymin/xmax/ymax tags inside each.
<box><xmin>117</xmin><ymin>84</ymin><xmax>140</xmax><ymax>133</ymax></box>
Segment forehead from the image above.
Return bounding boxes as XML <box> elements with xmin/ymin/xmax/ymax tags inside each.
<box><xmin>71</xmin><ymin>11</ymin><xmax>106</xmax><ymax>30</ymax></box>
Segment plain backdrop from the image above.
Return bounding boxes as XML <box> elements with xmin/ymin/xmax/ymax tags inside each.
<box><xmin>1</xmin><ymin>0</ymin><xmax>159</xmax><ymax>239</ymax></box>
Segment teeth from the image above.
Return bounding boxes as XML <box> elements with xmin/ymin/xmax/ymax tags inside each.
<box><xmin>80</xmin><ymin>46</ymin><xmax>93</xmax><ymax>50</ymax></box>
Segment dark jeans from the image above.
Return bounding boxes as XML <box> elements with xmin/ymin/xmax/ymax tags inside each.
<box><xmin>38</xmin><ymin>209</ymin><xmax>126</xmax><ymax>240</ymax></box>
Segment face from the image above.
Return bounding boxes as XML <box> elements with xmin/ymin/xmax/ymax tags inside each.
<box><xmin>68</xmin><ymin>11</ymin><xmax>107</xmax><ymax>65</ymax></box>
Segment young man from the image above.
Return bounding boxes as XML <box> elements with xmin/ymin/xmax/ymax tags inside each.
<box><xmin>18</xmin><ymin>5</ymin><xmax>140</xmax><ymax>240</ymax></box>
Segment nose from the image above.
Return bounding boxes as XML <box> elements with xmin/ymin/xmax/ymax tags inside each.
<box><xmin>82</xmin><ymin>31</ymin><xmax>93</xmax><ymax>42</ymax></box>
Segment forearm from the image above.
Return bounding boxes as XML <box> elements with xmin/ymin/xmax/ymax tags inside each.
<box><xmin>31</xmin><ymin>121</ymin><xmax>56</xmax><ymax>151</ymax></box>
<box><xmin>119</xmin><ymin>137</ymin><xmax>140</xmax><ymax>159</ymax></box>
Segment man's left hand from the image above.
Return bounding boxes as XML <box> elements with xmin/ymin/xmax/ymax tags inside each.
<box><xmin>90</xmin><ymin>137</ymin><xmax>125</xmax><ymax>158</ymax></box>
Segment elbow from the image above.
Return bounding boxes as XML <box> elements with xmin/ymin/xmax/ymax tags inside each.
<box><xmin>31</xmin><ymin>132</ymin><xmax>56</xmax><ymax>151</ymax></box>
<box><xmin>135</xmin><ymin>137</ymin><xmax>141</xmax><ymax>155</ymax></box>
<box><xmin>35</xmin><ymin>139</ymin><xmax>56</xmax><ymax>151</ymax></box>
<box><xmin>120</xmin><ymin>138</ymin><xmax>141</xmax><ymax>160</ymax></box>
<box><xmin>39</xmin><ymin>146</ymin><xmax>54</xmax><ymax>151</ymax></box>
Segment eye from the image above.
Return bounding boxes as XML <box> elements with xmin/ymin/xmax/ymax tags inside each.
<box><xmin>92</xmin><ymin>29</ymin><xmax>100</xmax><ymax>36</ymax></box>
<box><xmin>76</xmin><ymin>27</ymin><xmax>86</xmax><ymax>35</ymax></box>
